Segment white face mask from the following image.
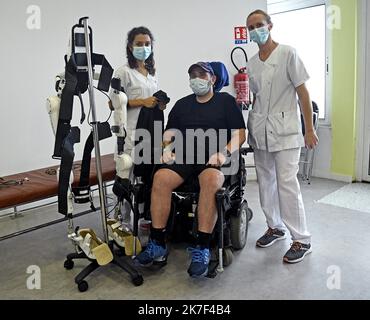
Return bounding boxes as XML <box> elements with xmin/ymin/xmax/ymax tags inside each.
<box><xmin>249</xmin><ymin>25</ymin><xmax>270</xmax><ymax>45</ymax></box>
<box><xmin>189</xmin><ymin>78</ymin><xmax>212</xmax><ymax>96</ymax></box>
<box><xmin>132</xmin><ymin>46</ymin><xmax>152</xmax><ymax>61</ymax></box>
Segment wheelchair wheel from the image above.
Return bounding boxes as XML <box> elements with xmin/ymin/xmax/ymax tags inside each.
<box><xmin>230</xmin><ymin>202</ymin><xmax>249</xmax><ymax>250</ymax></box>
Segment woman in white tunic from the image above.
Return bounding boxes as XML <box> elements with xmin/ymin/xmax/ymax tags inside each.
<box><xmin>112</xmin><ymin>27</ymin><xmax>166</xmax><ymax>223</ymax></box>
<box><xmin>113</xmin><ymin>26</ymin><xmax>161</xmax><ymax>156</ymax></box>
<box><xmin>246</xmin><ymin>10</ymin><xmax>319</xmax><ymax>263</ymax></box>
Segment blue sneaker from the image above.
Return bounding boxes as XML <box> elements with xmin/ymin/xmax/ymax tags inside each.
<box><xmin>134</xmin><ymin>239</ymin><xmax>168</xmax><ymax>266</ymax></box>
<box><xmin>187</xmin><ymin>246</ymin><xmax>210</xmax><ymax>277</ymax></box>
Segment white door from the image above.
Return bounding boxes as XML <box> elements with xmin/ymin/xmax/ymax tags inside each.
<box><xmin>363</xmin><ymin>116</ymin><xmax>370</xmax><ymax>182</ymax></box>
<box><xmin>269</xmin><ymin>3</ymin><xmax>327</xmax><ymax>120</ymax></box>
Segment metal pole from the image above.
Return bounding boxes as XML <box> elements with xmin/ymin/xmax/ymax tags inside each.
<box><xmin>11</xmin><ymin>206</ymin><xmax>21</xmax><ymax>219</ymax></box>
<box><xmin>0</xmin><ymin>206</ymin><xmax>109</xmax><ymax>242</ymax></box>
<box><xmin>82</xmin><ymin>17</ymin><xmax>109</xmax><ymax>242</ymax></box>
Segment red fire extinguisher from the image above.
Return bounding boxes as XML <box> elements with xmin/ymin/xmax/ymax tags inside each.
<box><xmin>231</xmin><ymin>47</ymin><xmax>252</xmax><ymax>109</ymax></box>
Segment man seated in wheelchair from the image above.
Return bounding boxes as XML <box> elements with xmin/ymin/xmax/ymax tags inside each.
<box><xmin>134</xmin><ymin>62</ymin><xmax>246</xmax><ymax>277</ymax></box>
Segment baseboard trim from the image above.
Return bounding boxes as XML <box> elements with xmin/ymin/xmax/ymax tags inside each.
<box><xmin>312</xmin><ymin>170</ymin><xmax>354</xmax><ymax>183</ymax></box>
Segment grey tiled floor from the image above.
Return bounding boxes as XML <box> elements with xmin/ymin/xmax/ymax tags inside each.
<box><xmin>0</xmin><ymin>178</ymin><xmax>369</xmax><ymax>300</ymax></box>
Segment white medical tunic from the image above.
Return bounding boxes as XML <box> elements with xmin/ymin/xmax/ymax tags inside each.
<box><xmin>246</xmin><ymin>44</ymin><xmax>309</xmax><ymax>152</ymax></box>
<box><xmin>113</xmin><ymin>64</ymin><xmax>158</xmax><ymax>151</ymax></box>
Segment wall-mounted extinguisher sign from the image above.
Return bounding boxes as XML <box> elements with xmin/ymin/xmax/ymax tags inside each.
<box><xmin>234</xmin><ymin>26</ymin><xmax>247</xmax><ymax>44</ymax></box>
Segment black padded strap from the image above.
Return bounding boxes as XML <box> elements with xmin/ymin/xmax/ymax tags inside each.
<box><xmin>77</xmin><ymin>92</ymin><xmax>86</xmax><ymax>124</ymax></box>
<box><xmin>111</xmin><ymin>77</ymin><xmax>125</xmax><ymax>93</ymax></box>
<box><xmin>79</xmin><ymin>132</ymin><xmax>94</xmax><ymax>188</ymax></box>
<box><xmin>53</xmin><ymin>56</ymin><xmax>78</xmax><ymax>158</ymax></box>
<box><xmin>78</xmin><ymin>122</ymin><xmax>112</xmax><ymax>188</ymax></box>
<box><xmin>58</xmin><ymin>127</ymin><xmax>80</xmax><ymax>215</ymax></box>
<box><xmin>93</xmin><ymin>53</ymin><xmax>113</xmax><ymax>92</ymax></box>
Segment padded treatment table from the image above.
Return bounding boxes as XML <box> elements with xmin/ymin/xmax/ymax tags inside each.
<box><xmin>0</xmin><ymin>154</ymin><xmax>116</xmax><ymax>241</ymax></box>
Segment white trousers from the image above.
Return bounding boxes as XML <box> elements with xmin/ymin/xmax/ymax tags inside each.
<box><xmin>254</xmin><ymin>148</ymin><xmax>311</xmax><ymax>244</ymax></box>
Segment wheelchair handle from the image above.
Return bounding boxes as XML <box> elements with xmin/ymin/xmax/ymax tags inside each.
<box><xmin>240</xmin><ymin>147</ymin><xmax>254</xmax><ymax>155</ymax></box>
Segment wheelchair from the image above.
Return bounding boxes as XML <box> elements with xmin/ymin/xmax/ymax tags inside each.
<box><xmin>120</xmin><ymin>146</ymin><xmax>253</xmax><ymax>277</ymax></box>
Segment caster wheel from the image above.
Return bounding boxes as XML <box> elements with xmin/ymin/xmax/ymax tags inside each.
<box><xmin>223</xmin><ymin>248</ymin><xmax>233</xmax><ymax>267</ymax></box>
<box><xmin>132</xmin><ymin>275</ymin><xmax>144</xmax><ymax>286</ymax></box>
<box><xmin>77</xmin><ymin>280</ymin><xmax>88</xmax><ymax>292</ymax></box>
<box><xmin>64</xmin><ymin>259</ymin><xmax>74</xmax><ymax>270</ymax></box>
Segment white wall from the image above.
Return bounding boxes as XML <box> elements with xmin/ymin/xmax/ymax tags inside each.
<box><xmin>0</xmin><ymin>0</ymin><xmax>265</xmax><ymax>176</ymax></box>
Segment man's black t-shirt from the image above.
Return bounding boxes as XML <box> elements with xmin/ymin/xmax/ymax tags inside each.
<box><xmin>166</xmin><ymin>92</ymin><xmax>246</xmax><ymax>163</ymax></box>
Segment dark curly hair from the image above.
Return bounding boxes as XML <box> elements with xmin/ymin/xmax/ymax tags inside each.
<box><xmin>126</xmin><ymin>26</ymin><xmax>156</xmax><ymax>76</ymax></box>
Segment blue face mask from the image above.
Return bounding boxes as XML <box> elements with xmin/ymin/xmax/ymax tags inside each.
<box><xmin>249</xmin><ymin>25</ymin><xmax>270</xmax><ymax>45</ymax></box>
<box><xmin>189</xmin><ymin>78</ymin><xmax>212</xmax><ymax>96</ymax></box>
<box><xmin>132</xmin><ymin>46</ymin><xmax>152</xmax><ymax>61</ymax></box>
